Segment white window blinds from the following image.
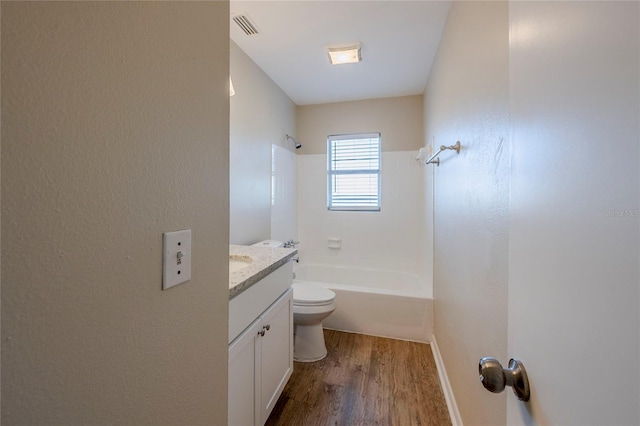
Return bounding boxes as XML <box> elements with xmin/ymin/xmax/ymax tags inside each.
<box><xmin>327</xmin><ymin>133</ymin><xmax>381</xmax><ymax>211</ymax></box>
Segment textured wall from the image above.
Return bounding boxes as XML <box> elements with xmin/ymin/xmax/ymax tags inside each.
<box><xmin>230</xmin><ymin>41</ymin><xmax>297</xmax><ymax>245</ymax></box>
<box><xmin>424</xmin><ymin>2</ymin><xmax>510</xmax><ymax>424</ymax></box>
<box><xmin>1</xmin><ymin>2</ymin><xmax>230</xmax><ymax>424</ymax></box>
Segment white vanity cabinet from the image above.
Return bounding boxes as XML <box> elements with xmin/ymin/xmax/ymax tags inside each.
<box><xmin>228</xmin><ymin>318</ymin><xmax>262</xmax><ymax>426</ymax></box>
<box><xmin>228</xmin><ymin>262</ymin><xmax>293</xmax><ymax>426</ymax></box>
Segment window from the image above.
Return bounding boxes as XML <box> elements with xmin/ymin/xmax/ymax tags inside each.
<box><xmin>327</xmin><ymin>133</ymin><xmax>381</xmax><ymax>211</ymax></box>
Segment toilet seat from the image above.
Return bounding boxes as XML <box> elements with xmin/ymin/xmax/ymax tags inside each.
<box><xmin>292</xmin><ymin>283</ymin><xmax>335</xmax><ymax>306</ymax></box>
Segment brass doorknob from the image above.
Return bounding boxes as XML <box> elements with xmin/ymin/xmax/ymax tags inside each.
<box><xmin>479</xmin><ymin>357</ymin><xmax>530</xmax><ymax>401</ymax></box>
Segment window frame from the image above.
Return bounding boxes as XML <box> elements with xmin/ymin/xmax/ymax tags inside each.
<box><xmin>326</xmin><ymin>132</ymin><xmax>381</xmax><ymax>212</ymax></box>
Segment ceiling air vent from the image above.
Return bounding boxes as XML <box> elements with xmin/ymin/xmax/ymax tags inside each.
<box><xmin>232</xmin><ymin>14</ymin><xmax>260</xmax><ymax>36</ymax></box>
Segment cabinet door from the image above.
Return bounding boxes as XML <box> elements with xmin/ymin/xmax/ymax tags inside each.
<box><xmin>259</xmin><ymin>288</ymin><xmax>293</xmax><ymax>425</ymax></box>
<box><xmin>229</xmin><ymin>318</ymin><xmax>262</xmax><ymax>426</ymax></box>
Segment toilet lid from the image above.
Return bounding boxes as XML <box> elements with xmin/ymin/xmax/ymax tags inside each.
<box><xmin>292</xmin><ymin>283</ymin><xmax>335</xmax><ymax>305</ymax></box>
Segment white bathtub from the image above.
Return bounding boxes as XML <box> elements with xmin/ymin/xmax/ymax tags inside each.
<box><xmin>293</xmin><ymin>264</ymin><xmax>433</xmax><ymax>342</ymax></box>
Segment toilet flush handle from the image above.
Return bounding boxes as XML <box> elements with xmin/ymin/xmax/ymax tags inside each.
<box><xmin>479</xmin><ymin>357</ymin><xmax>530</xmax><ymax>401</ymax></box>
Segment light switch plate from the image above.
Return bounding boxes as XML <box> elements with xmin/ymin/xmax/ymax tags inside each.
<box><xmin>163</xmin><ymin>229</ymin><xmax>191</xmax><ymax>290</ymax></box>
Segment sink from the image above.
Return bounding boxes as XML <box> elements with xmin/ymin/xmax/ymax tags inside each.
<box><xmin>229</xmin><ymin>254</ymin><xmax>252</xmax><ymax>273</ymax></box>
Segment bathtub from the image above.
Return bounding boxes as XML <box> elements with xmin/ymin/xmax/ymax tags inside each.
<box><xmin>293</xmin><ymin>264</ymin><xmax>433</xmax><ymax>342</ymax></box>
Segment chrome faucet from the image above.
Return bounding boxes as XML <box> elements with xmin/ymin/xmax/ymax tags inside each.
<box><xmin>283</xmin><ymin>240</ymin><xmax>299</xmax><ymax>248</ymax></box>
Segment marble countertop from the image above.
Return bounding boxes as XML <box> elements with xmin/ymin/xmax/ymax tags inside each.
<box><xmin>229</xmin><ymin>244</ymin><xmax>297</xmax><ymax>300</ymax></box>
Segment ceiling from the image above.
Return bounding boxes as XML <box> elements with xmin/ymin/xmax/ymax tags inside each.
<box><xmin>230</xmin><ymin>1</ymin><xmax>452</xmax><ymax>106</ymax></box>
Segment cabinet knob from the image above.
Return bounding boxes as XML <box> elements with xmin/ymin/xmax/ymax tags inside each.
<box><xmin>264</xmin><ymin>324</ymin><xmax>271</xmax><ymax>331</ymax></box>
<box><xmin>258</xmin><ymin>329</ymin><xmax>265</xmax><ymax>337</ymax></box>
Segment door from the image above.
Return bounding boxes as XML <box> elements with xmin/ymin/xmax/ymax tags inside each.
<box><xmin>259</xmin><ymin>288</ymin><xmax>293</xmax><ymax>425</ymax></box>
<box><xmin>229</xmin><ymin>318</ymin><xmax>262</xmax><ymax>426</ymax></box>
<box><xmin>508</xmin><ymin>2</ymin><xmax>639</xmax><ymax>424</ymax></box>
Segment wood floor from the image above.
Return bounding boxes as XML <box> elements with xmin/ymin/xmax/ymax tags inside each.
<box><xmin>266</xmin><ymin>329</ymin><xmax>451</xmax><ymax>426</ymax></box>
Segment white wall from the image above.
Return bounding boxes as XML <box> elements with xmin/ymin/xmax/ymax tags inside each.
<box><xmin>230</xmin><ymin>41</ymin><xmax>297</xmax><ymax>245</ymax></box>
<box><xmin>298</xmin><ymin>151</ymin><xmax>428</xmax><ymax>278</ymax></box>
<box><xmin>296</xmin><ymin>96</ymin><xmax>430</xmax><ymax>282</ymax></box>
<box><xmin>1</xmin><ymin>2</ymin><xmax>229</xmax><ymax>424</ymax></box>
<box><xmin>424</xmin><ymin>2</ymin><xmax>510</xmax><ymax>424</ymax></box>
<box><xmin>508</xmin><ymin>2</ymin><xmax>639</xmax><ymax>424</ymax></box>
<box><xmin>271</xmin><ymin>145</ymin><xmax>298</xmax><ymax>243</ymax></box>
<box><xmin>427</xmin><ymin>1</ymin><xmax>640</xmax><ymax>425</ymax></box>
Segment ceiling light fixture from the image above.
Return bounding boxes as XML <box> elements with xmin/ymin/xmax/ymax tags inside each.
<box><xmin>326</xmin><ymin>43</ymin><xmax>362</xmax><ymax>65</ymax></box>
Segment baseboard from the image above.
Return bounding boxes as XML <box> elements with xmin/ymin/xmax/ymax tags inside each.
<box><xmin>323</xmin><ymin>326</ymin><xmax>429</xmax><ymax>344</ymax></box>
<box><xmin>430</xmin><ymin>335</ymin><xmax>463</xmax><ymax>426</ymax></box>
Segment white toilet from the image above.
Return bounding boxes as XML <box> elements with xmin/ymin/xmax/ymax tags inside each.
<box><xmin>292</xmin><ymin>282</ymin><xmax>336</xmax><ymax>362</ymax></box>
<box><xmin>251</xmin><ymin>239</ymin><xmax>336</xmax><ymax>362</ymax></box>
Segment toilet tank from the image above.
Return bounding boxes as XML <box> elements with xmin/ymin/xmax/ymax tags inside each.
<box><xmin>251</xmin><ymin>240</ymin><xmax>284</xmax><ymax>248</ymax></box>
